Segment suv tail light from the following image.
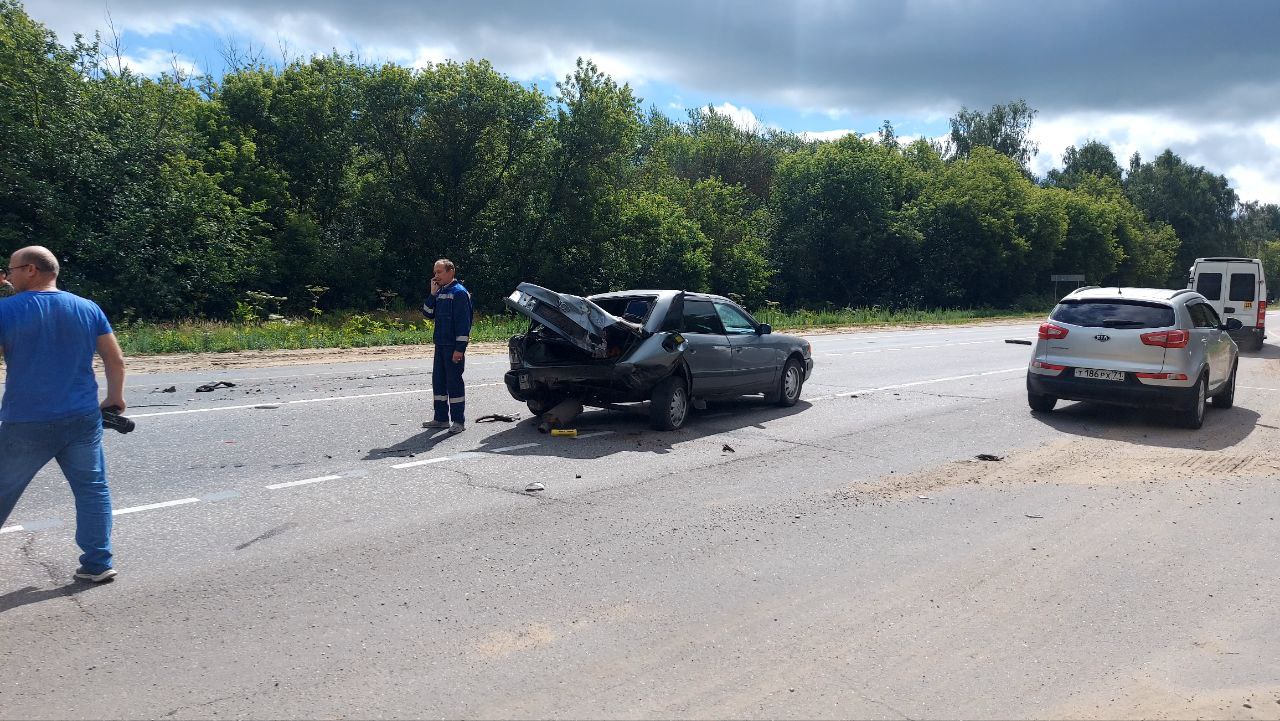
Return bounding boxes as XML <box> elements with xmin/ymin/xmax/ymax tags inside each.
<box><xmin>1140</xmin><ymin>329</ymin><xmax>1189</xmax><ymax>348</ymax></box>
<box><xmin>1038</xmin><ymin>323</ymin><xmax>1069</xmax><ymax>340</ymax></box>
<box><xmin>1031</xmin><ymin>360</ymin><xmax>1066</xmax><ymax>372</ymax></box>
<box><xmin>1259</xmin><ymin>300</ymin><xmax>1267</xmax><ymax>328</ymax></box>
<box><xmin>1135</xmin><ymin>372</ymin><xmax>1189</xmax><ymax>380</ymax></box>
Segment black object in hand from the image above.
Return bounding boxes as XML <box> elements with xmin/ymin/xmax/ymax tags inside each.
<box><xmin>101</xmin><ymin>406</ymin><xmax>135</xmax><ymax>434</ymax></box>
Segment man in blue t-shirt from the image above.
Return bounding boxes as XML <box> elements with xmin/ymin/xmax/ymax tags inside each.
<box><xmin>0</xmin><ymin>246</ymin><xmax>127</xmax><ymax>583</ymax></box>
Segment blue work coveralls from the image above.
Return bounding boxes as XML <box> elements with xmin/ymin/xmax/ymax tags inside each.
<box><xmin>422</xmin><ymin>280</ymin><xmax>474</xmax><ymax>423</ymax></box>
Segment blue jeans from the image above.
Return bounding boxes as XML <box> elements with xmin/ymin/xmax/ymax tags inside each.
<box><xmin>0</xmin><ymin>410</ymin><xmax>113</xmax><ymax>572</ymax></box>
<box><xmin>432</xmin><ymin>345</ymin><xmax>466</xmax><ymax>423</ymax></box>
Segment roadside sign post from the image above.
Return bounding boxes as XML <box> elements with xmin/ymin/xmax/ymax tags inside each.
<box><xmin>1050</xmin><ymin>273</ymin><xmax>1086</xmax><ymax>299</ymax></box>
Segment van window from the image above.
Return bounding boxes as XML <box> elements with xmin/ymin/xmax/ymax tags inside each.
<box><xmin>1229</xmin><ymin>273</ymin><xmax>1256</xmax><ymax>302</ymax></box>
<box><xmin>1051</xmin><ymin>300</ymin><xmax>1175</xmax><ymax>328</ymax></box>
<box><xmin>682</xmin><ymin>300</ymin><xmax>725</xmax><ymax>334</ymax></box>
<box><xmin>1196</xmin><ymin>272</ymin><xmax>1222</xmax><ymax>300</ymax></box>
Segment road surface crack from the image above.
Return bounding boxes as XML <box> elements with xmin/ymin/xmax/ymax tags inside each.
<box><xmin>18</xmin><ymin>536</ymin><xmax>95</xmax><ymax>618</ymax></box>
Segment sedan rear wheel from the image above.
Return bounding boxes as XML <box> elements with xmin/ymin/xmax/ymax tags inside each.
<box><xmin>649</xmin><ymin>376</ymin><xmax>689</xmax><ymax>431</ymax></box>
<box><xmin>1178</xmin><ymin>374</ymin><xmax>1207</xmax><ymax>429</ymax></box>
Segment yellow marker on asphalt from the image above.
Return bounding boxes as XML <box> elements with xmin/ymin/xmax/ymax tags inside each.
<box><xmin>550</xmin><ymin>429</ymin><xmax>577</xmax><ymax>437</ymax></box>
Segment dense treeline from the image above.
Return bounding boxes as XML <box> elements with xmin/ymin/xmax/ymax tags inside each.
<box><xmin>3</xmin><ymin>1</ymin><xmax>1278</xmax><ymax>320</ymax></box>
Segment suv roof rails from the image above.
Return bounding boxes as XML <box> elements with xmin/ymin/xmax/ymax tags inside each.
<box><xmin>1067</xmin><ymin>285</ymin><xmax>1099</xmax><ymax>295</ymax></box>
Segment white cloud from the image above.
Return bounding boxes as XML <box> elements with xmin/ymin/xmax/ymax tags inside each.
<box><xmin>117</xmin><ymin>48</ymin><xmax>201</xmax><ymax>78</ymax></box>
<box><xmin>706</xmin><ymin>102</ymin><xmax>762</xmax><ymax>131</ymax></box>
<box><xmin>800</xmin><ymin>128</ymin><xmax>856</xmax><ymax>142</ymax></box>
<box><xmin>1031</xmin><ymin>111</ymin><xmax>1280</xmax><ymax>204</ymax></box>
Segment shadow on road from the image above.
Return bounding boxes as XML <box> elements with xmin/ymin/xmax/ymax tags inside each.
<box><xmin>1239</xmin><ymin>342</ymin><xmax>1278</xmax><ymax>360</ymax></box>
<box><xmin>0</xmin><ymin>581</ymin><xmax>103</xmax><ymax>614</ymax></box>
<box><xmin>1029</xmin><ymin>400</ymin><xmax>1262</xmax><ymax>451</ymax></box>
<box><xmin>366</xmin><ymin>398</ymin><xmax>812</xmax><ymax>461</ymax></box>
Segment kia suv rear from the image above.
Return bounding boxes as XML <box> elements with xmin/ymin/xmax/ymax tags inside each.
<box><xmin>1026</xmin><ymin>287</ymin><xmax>1242</xmax><ymax>428</ymax></box>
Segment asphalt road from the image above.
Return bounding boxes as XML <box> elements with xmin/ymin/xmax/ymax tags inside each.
<box><xmin>2</xmin><ymin>320</ymin><xmax>1278</xmax><ymax>719</ymax></box>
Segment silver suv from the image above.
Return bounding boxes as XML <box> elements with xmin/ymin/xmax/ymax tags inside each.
<box><xmin>1026</xmin><ymin>287</ymin><xmax>1241</xmax><ymax>428</ymax></box>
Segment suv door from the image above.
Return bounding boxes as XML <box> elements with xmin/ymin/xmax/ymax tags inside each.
<box><xmin>680</xmin><ymin>299</ymin><xmax>735</xmax><ymax>395</ymax></box>
<box><xmin>1188</xmin><ymin>301</ymin><xmax>1228</xmax><ymax>387</ymax></box>
<box><xmin>715</xmin><ymin>301</ymin><xmax>778</xmax><ymax>391</ymax></box>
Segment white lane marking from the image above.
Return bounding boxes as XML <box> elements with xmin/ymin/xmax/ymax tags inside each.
<box><xmin>491</xmin><ymin>442</ymin><xmax>540</xmax><ymax>453</ymax></box>
<box><xmin>820</xmin><ymin>339</ymin><xmax>1016</xmax><ymax>357</ymax></box>
<box><xmin>391</xmin><ymin>456</ymin><xmax>452</xmax><ymax>469</ymax></box>
<box><xmin>573</xmin><ymin>431</ymin><xmax>615</xmax><ymax>440</ymax></box>
<box><xmin>112</xmin><ymin>498</ymin><xmax>200</xmax><ymax>516</ymax></box>
<box><xmin>266</xmin><ymin>475</ymin><xmax>342</xmax><ymax>490</ymax></box>
<box><xmin>1240</xmin><ymin>386</ymin><xmax>1280</xmax><ymax>392</ymax></box>
<box><xmin>806</xmin><ymin>367</ymin><xmax>1024</xmax><ymax>402</ymax></box>
<box><xmin>0</xmin><ymin>525</ymin><xmax>23</xmax><ymax>534</ymax></box>
<box><xmin>129</xmin><ymin>383</ymin><xmax>503</xmax><ymax>418</ymax></box>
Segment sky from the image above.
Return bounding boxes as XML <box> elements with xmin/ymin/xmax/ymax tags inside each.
<box><xmin>25</xmin><ymin>0</ymin><xmax>1280</xmax><ymax>205</ymax></box>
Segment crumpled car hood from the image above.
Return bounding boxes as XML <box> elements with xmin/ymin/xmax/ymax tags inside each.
<box><xmin>504</xmin><ymin>283</ymin><xmax>641</xmax><ymax>358</ymax></box>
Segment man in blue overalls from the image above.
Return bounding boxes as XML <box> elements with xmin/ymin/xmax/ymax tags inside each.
<box><xmin>422</xmin><ymin>258</ymin><xmax>473</xmax><ymax>434</ymax></box>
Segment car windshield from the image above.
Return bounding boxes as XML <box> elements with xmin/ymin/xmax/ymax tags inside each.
<box><xmin>1051</xmin><ymin>300</ymin><xmax>1175</xmax><ymax>329</ymax></box>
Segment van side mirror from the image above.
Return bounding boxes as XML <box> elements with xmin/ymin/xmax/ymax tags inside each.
<box><xmin>757</xmin><ymin>323</ymin><xmax>772</xmax><ymax>335</ymax></box>
<box><xmin>1223</xmin><ymin>318</ymin><xmax>1243</xmax><ymax>331</ymax></box>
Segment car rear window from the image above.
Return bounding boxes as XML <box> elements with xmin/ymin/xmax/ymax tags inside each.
<box><xmin>1196</xmin><ymin>272</ymin><xmax>1222</xmax><ymax>300</ymax></box>
<box><xmin>593</xmin><ymin>296</ymin><xmax>656</xmax><ymax>322</ymax></box>
<box><xmin>1051</xmin><ymin>300</ymin><xmax>1175</xmax><ymax>329</ymax></box>
<box><xmin>1229</xmin><ymin>273</ymin><xmax>1256</xmax><ymax>301</ymax></box>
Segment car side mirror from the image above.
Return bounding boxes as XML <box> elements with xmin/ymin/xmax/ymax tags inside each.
<box><xmin>1223</xmin><ymin>318</ymin><xmax>1243</xmax><ymax>331</ymax></box>
<box><xmin>757</xmin><ymin>323</ymin><xmax>772</xmax><ymax>335</ymax></box>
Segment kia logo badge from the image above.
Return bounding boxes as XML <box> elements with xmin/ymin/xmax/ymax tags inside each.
<box><xmin>1094</xmin><ymin>334</ymin><xmax>1111</xmax><ymax>342</ymax></box>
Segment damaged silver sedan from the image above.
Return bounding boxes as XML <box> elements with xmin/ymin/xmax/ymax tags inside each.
<box><xmin>503</xmin><ymin>284</ymin><xmax>814</xmax><ymax>430</ymax></box>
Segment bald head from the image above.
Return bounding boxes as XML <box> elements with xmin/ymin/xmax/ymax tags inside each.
<box><xmin>11</xmin><ymin>246</ymin><xmax>59</xmax><ymax>275</ymax></box>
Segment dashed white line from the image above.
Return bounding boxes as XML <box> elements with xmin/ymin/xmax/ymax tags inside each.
<box><xmin>391</xmin><ymin>456</ymin><xmax>453</xmax><ymax>469</ymax></box>
<box><xmin>806</xmin><ymin>367</ymin><xmax>1024</xmax><ymax>402</ymax></box>
<box><xmin>1240</xmin><ymin>386</ymin><xmax>1280</xmax><ymax>392</ymax></box>
<box><xmin>130</xmin><ymin>383</ymin><xmax>502</xmax><ymax>418</ymax></box>
<box><xmin>112</xmin><ymin>498</ymin><xmax>200</xmax><ymax>516</ymax></box>
<box><xmin>573</xmin><ymin>431</ymin><xmax>615</xmax><ymax>440</ymax></box>
<box><xmin>266</xmin><ymin>475</ymin><xmax>342</xmax><ymax>490</ymax></box>
<box><xmin>0</xmin><ymin>525</ymin><xmax>23</xmax><ymax>534</ymax></box>
<box><xmin>490</xmin><ymin>442</ymin><xmax>541</xmax><ymax>453</ymax></box>
<box><xmin>821</xmin><ymin>339</ymin><xmax>1017</xmax><ymax>357</ymax></box>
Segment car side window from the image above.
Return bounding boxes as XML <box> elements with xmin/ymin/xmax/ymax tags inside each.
<box><xmin>682</xmin><ymin>300</ymin><xmax>725</xmax><ymax>334</ymax></box>
<box><xmin>1200</xmin><ymin>303</ymin><xmax>1222</xmax><ymax>327</ymax></box>
<box><xmin>714</xmin><ymin>303</ymin><xmax>757</xmax><ymax>335</ymax></box>
<box><xmin>1188</xmin><ymin>303</ymin><xmax>1217</xmax><ymax>328</ymax></box>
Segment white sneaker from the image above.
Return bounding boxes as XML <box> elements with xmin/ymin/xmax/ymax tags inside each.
<box><xmin>448</xmin><ymin>422</ymin><xmax>466</xmax><ymax>435</ymax></box>
<box><xmin>422</xmin><ymin>419</ymin><xmax>450</xmax><ymax>429</ymax></box>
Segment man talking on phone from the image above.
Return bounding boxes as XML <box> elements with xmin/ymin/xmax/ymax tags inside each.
<box><xmin>421</xmin><ymin>258</ymin><xmax>473</xmax><ymax>434</ymax></box>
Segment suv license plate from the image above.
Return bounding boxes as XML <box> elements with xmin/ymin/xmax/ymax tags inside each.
<box><xmin>518</xmin><ymin>372</ymin><xmax>531</xmax><ymax>390</ymax></box>
<box><xmin>1074</xmin><ymin>368</ymin><xmax>1124</xmax><ymax>381</ymax></box>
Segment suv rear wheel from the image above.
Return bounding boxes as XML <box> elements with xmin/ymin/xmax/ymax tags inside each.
<box><xmin>649</xmin><ymin>375</ymin><xmax>689</xmax><ymax>431</ymax></box>
<box><xmin>1027</xmin><ymin>391</ymin><xmax>1057</xmax><ymax>413</ymax></box>
<box><xmin>1178</xmin><ymin>374</ymin><xmax>1208</xmax><ymax>429</ymax></box>
<box><xmin>1211</xmin><ymin>361</ymin><xmax>1237</xmax><ymax>409</ymax></box>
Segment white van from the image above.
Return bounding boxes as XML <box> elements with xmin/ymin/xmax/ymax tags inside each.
<box><xmin>1187</xmin><ymin>257</ymin><xmax>1267</xmax><ymax>350</ymax></box>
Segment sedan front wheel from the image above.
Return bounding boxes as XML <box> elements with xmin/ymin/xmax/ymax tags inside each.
<box><xmin>775</xmin><ymin>358</ymin><xmax>804</xmax><ymax>407</ymax></box>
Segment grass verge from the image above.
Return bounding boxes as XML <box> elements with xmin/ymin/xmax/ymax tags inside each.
<box><xmin>115</xmin><ymin>307</ymin><xmax>1045</xmax><ymax>356</ymax></box>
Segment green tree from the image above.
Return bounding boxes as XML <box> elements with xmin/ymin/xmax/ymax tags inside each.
<box><xmin>947</xmin><ymin>99</ymin><xmax>1039</xmax><ymax>174</ymax></box>
<box><xmin>1044</xmin><ymin>140</ymin><xmax>1122</xmax><ymax>188</ymax></box>
<box><xmin>1124</xmin><ymin>149</ymin><xmax>1237</xmax><ymax>282</ymax></box>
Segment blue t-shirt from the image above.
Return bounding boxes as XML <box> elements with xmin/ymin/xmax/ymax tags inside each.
<box><xmin>0</xmin><ymin>291</ymin><xmax>113</xmax><ymax>422</ymax></box>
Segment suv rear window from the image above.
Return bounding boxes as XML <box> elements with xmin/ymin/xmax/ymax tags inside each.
<box><xmin>1051</xmin><ymin>300</ymin><xmax>1175</xmax><ymax>329</ymax></box>
<box><xmin>1229</xmin><ymin>273</ymin><xmax>1256</xmax><ymax>301</ymax></box>
<box><xmin>1196</xmin><ymin>272</ymin><xmax>1222</xmax><ymax>300</ymax></box>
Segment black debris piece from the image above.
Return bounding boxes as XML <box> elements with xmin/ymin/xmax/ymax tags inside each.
<box><xmin>475</xmin><ymin>413</ymin><xmax>520</xmax><ymax>423</ymax></box>
<box><xmin>722</xmin><ymin>444</ymin><xmax>735</xmax><ymax>453</ymax></box>
<box><xmin>1004</xmin><ymin>339</ymin><xmax>1032</xmax><ymax>345</ymax></box>
<box><xmin>975</xmin><ymin>453</ymin><xmax>1003</xmax><ymax>462</ymax></box>
<box><xmin>161</xmin><ymin>386</ymin><xmax>177</xmax><ymax>393</ymax></box>
<box><xmin>195</xmin><ymin>381</ymin><xmax>237</xmax><ymax>393</ymax></box>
